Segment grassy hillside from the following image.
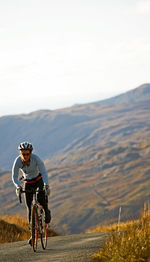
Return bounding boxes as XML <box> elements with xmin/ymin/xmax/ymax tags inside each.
<box><xmin>1</xmin><ymin>139</ymin><xmax>150</xmax><ymax>234</ymax></box>
<box><xmin>91</xmin><ymin>212</ymin><xmax>150</xmax><ymax>261</ymax></box>
<box><xmin>47</xmin><ymin>140</ymin><xmax>150</xmax><ymax>233</ymax></box>
<box><xmin>0</xmin><ymin>215</ymin><xmax>58</xmax><ymax>244</ymax></box>
<box><xmin>1</xmin><ymin>84</ymin><xmax>150</xmax><ymax>234</ymax></box>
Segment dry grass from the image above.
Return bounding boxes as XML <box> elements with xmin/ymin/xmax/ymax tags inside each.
<box><xmin>92</xmin><ymin>213</ymin><xmax>150</xmax><ymax>262</ymax></box>
<box><xmin>0</xmin><ymin>215</ymin><xmax>58</xmax><ymax>244</ymax></box>
<box><xmin>86</xmin><ymin>220</ymin><xmax>139</xmax><ymax>234</ymax></box>
<box><xmin>0</xmin><ymin>215</ymin><xmax>30</xmax><ymax>243</ymax></box>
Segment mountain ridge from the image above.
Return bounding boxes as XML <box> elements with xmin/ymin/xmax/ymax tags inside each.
<box><xmin>1</xmin><ymin>83</ymin><xmax>150</xmax><ymax>119</ymax></box>
<box><xmin>0</xmin><ymin>83</ymin><xmax>150</xmax><ymax>233</ymax></box>
<box><xmin>0</xmin><ymin>83</ymin><xmax>150</xmax><ymax>170</ymax></box>
<box><xmin>92</xmin><ymin>83</ymin><xmax>150</xmax><ymax>105</ymax></box>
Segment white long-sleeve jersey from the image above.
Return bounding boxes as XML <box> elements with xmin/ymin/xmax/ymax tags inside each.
<box><xmin>12</xmin><ymin>153</ymin><xmax>48</xmax><ymax>188</ymax></box>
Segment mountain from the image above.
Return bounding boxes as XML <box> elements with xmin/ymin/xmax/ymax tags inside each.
<box><xmin>1</xmin><ymin>83</ymin><xmax>150</xmax><ymax>233</ymax></box>
<box><xmin>0</xmin><ymin>83</ymin><xmax>150</xmax><ymax>170</ymax></box>
<box><xmin>94</xmin><ymin>83</ymin><xmax>150</xmax><ymax>105</ymax></box>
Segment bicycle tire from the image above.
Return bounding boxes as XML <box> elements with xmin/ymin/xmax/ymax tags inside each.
<box><xmin>31</xmin><ymin>205</ymin><xmax>38</xmax><ymax>252</ymax></box>
<box><xmin>40</xmin><ymin>211</ymin><xmax>47</xmax><ymax>249</ymax></box>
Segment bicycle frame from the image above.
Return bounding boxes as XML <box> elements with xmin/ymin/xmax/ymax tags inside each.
<box><xmin>19</xmin><ymin>188</ymin><xmax>48</xmax><ymax>251</ymax></box>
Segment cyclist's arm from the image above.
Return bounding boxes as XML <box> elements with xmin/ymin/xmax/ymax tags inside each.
<box><xmin>35</xmin><ymin>155</ymin><xmax>49</xmax><ymax>186</ymax></box>
<box><xmin>12</xmin><ymin>156</ymin><xmax>21</xmax><ymax>188</ymax></box>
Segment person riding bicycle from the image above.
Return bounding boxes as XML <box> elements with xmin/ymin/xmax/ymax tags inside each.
<box><xmin>12</xmin><ymin>141</ymin><xmax>51</xmax><ymax>244</ymax></box>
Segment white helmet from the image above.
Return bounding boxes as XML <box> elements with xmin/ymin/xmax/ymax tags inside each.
<box><xmin>18</xmin><ymin>141</ymin><xmax>33</xmax><ymax>151</ymax></box>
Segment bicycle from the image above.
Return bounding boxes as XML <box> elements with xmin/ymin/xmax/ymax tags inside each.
<box><xmin>19</xmin><ymin>188</ymin><xmax>48</xmax><ymax>252</ymax></box>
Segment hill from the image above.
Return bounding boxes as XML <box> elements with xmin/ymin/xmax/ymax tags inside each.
<box><xmin>0</xmin><ymin>83</ymin><xmax>150</xmax><ymax>233</ymax></box>
<box><xmin>92</xmin><ymin>213</ymin><xmax>150</xmax><ymax>261</ymax></box>
<box><xmin>94</xmin><ymin>83</ymin><xmax>150</xmax><ymax>105</ymax></box>
<box><xmin>0</xmin><ymin>215</ymin><xmax>58</xmax><ymax>244</ymax></box>
<box><xmin>0</xmin><ymin>83</ymin><xmax>150</xmax><ymax>170</ymax></box>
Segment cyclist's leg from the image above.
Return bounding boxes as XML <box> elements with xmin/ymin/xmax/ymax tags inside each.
<box><xmin>24</xmin><ymin>183</ymin><xmax>33</xmax><ymax>224</ymax></box>
<box><xmin>24</xmin><ymin>183</ymin><xmax>35</xmax><ymax>245</ymax></box>
<box><xmin>36</xmin><ymin>179</ymin><xmax>51</xmax><ymax>223</ymax></box>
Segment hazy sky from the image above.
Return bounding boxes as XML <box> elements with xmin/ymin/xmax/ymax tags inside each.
<box><xmin>0</xmin><ymin>0</ymin><xmax>150</xmax><ymax>116</ymax></box>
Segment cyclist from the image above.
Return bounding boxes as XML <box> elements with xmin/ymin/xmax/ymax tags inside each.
<box><xmin>12</xmin><ymin>141</ymin><xmax>51</xmax><ymax>245</ymax></box>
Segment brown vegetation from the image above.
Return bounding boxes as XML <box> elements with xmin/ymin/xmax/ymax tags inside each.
<box><xmin>92</xmin><ymin>213</ymin><xmax>150</xmax><ymax>261</ymax></box>
<box><xmin>0</xmin><ymin>215</ymin><xmax>58</xmax><ymax>244</ymax></box>
<box><xmin>1</xmin><ymin>84</ymin><xmax>150</xmax><ymax>234</ymax></box>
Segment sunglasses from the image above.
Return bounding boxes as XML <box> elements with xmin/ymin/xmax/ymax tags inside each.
<box><xmin>22</xmin><ymin>153</ymin><xmax>31</xmax><ymax>156</ymax></box>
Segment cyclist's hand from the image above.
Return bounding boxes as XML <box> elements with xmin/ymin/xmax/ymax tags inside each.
<box><xmin>16</xmin><ymin>186</ymin><xmax>22</xmax><ymax>197</ymax></box>
<box><xmin>44</xmin><ymin>185</ymin><xmax>50</xmax><ymax>196</ymax></box>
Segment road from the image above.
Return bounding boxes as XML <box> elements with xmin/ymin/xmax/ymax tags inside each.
<box><xmin>0</xmin><ymin>232</ymin><xmax>106</xmax><ymax>262</ymax></box>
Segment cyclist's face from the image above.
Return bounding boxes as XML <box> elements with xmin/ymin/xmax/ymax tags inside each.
<box><xmin>20</xmin><ymin>150</ymin><xmax>31</xmax><ymax>162</ymax></box>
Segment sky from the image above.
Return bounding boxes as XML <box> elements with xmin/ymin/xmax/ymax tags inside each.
<box><xmin>0</xmin><ymin>0</ymin><xmax>150</xmax><ymax>116</ymax></box>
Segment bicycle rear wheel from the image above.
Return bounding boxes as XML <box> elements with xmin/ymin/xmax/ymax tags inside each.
<box><xmin>31</xmin><ymin>205</ymin><xmax>38</xmax><ymax>252</ymax></box>
<box><xmin>40</xmin><ymin>210</ymin><xmax>47</xmax><ymax>249</ymax></box>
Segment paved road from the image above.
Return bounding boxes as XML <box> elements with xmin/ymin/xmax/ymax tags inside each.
<box><xmin>0</xmin><ymin>232</ymin><xmax>106</xmax><ymax>262</ymax></box>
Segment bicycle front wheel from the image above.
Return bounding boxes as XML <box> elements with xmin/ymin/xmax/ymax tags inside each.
<box><xmin>40</xmin><ymin>212</ymin><xmax>47</xmax><ymax>249</ymax></box>
<box><xmin>31</xmin><ymin>205</ymin><xmax>38</xmax><ymax>252</ymax></box>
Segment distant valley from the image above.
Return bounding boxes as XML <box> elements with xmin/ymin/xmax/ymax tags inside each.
<box><xmin>0</xmin><ymin>83</ymin><xmax>150</xmax><ymax>233</ymax></box>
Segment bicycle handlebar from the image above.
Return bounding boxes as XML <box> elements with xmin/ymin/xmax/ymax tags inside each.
<box><xmin>19</xmin><ymin>188</ymin><xmax>47</xmax><ymax>204</ymax></box>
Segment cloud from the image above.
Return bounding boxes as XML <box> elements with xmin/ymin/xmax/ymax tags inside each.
<box><xmin>136</xmin><ymin>0</ymin><xmax>150</xmax><ymax>15</ymax></box>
